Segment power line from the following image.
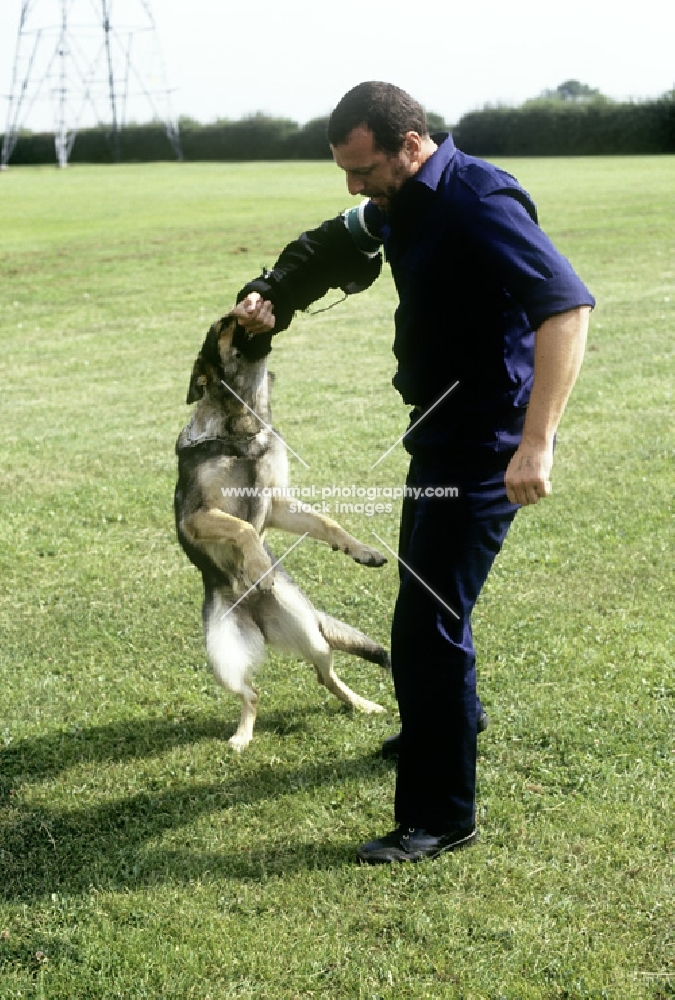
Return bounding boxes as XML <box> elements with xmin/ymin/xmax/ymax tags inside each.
<box><xmin>1</xmin><ymin>0</ymin><xmax>182</xmax><ymax>168</ymax></box>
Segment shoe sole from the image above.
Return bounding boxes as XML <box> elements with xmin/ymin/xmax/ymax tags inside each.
<box><xmin>357</xmin><ymin>828</ymin><xmax>479</xmax><ymax>864</ymax></box>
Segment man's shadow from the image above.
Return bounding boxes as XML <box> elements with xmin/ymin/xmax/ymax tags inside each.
<box><xmin>1</xmin><ymin>709</ymin><xmax>393</xmax><ymax>902</ymax></box>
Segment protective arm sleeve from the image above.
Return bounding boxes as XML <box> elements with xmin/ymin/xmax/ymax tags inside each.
<box><xmin>236</xmin><ymin>210</ymin><xmax>383</xmax><ymax>334</ymax></box>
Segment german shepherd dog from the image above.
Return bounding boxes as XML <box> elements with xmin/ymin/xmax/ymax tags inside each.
<box><xmin>174</xmin><ymin>315</ymin><xmax>390</xmax><ymax>749</ymax></box>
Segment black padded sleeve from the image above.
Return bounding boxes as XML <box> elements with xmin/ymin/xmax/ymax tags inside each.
<box><xmin>236</xmin><ymin>215</ymin><xmax>382</xmax><ymax>334</ymax></box>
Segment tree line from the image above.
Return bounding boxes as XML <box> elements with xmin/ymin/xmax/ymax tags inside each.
<box><xmin>3</xmin><ymin>88</ymin><xmax>674</xmax><ymax>164</ymax></box>
<box><xmin>453</xmin><ymin>94</ymin><xmax>675</xmax><ymax>156</ymax></box>
<box><xmin>3</xmin><ymin>114</ymin><xmax>333</xmax><ymax>165</ymax></box>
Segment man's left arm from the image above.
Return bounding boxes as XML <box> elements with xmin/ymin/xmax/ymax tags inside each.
<box><xmin>505</xmin><ymin>305</ymin><xmax>590</xmax><ymax>506</ymax></box>
<box><xmin>231</xmin><ymin>207</ymin><xmax>384</xmax><ymax>336</ymax></box>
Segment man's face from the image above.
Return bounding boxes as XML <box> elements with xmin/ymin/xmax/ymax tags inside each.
<box><xmin>330</xmin><ymin>125</ymin><xmax>417</xmax><ymax>211</ymax></box>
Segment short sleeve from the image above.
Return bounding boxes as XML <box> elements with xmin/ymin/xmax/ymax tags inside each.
<box><xmin>455</xmin><ymin>186</ymin><xmax>595</xmax><ymax>329</ymax></box>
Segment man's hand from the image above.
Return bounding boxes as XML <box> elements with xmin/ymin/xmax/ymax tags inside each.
<box><xmin>231</xmin><ymin>292</ymin><xmax>276</xmax><ymax>334</ymax></box>
<box><xmin>505</xmin><ymin>442</ymin><xmax>553</xmax><ymax>506</ymax></box>
<box><xmin>505</xmin><ymin>306</ymin><xmax>590</xmax><ymax>507</ymax></box>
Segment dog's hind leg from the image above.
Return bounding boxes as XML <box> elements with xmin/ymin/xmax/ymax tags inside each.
<box><xmin>203</xmin><ymin>589</ymin><xmax>266</xmax><ymax>749</ymax></box>
<box><xmin>257</xmin><ymin>576</ymin><xmax>385</xmax><ymax>715</ymax></box>
<box><xmin>312</xmin><ymin>651</ymin><xmax>385</xmax><ymax>715</ymax></box>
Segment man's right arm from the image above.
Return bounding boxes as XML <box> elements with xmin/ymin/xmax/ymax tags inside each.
<box><xmin>233</xmin><ymin>205</ymin><xmax>384</xmax><ymax>334</ymax></box>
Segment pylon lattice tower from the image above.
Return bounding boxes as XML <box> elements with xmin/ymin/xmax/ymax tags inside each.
<box><xmin>2</xmin><ymin>0</ymin><xmax>182</xmax><ymax>168</ymax></box>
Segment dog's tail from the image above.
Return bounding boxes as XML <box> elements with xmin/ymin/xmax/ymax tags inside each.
<box><xmin>316</xmin><ymin>612</ymin><xmax>391</xmax><ymax>670</ymax></box>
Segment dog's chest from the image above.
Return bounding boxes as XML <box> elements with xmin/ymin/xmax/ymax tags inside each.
<box><xmin>197</xmin><ymin>455</ymin><xmax>269</xmax><ymax>531</ymax></box>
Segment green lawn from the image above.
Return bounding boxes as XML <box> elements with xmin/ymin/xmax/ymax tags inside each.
<box><xmin>0</xmin><ymin>157</ymin><xmax>673</xmax><ymax>999</ymax></box>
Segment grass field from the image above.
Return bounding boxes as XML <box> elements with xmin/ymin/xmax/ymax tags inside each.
<box><xmin>0</xmin><ymin>156</ymin><xmax>673</xmax><ymax>999</ymax></box>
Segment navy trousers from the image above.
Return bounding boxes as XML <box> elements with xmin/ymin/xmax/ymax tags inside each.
<box><xmin>391</xmin><ymin>449</ymin><xmax>518</xmax><ymax>832</ymax></box>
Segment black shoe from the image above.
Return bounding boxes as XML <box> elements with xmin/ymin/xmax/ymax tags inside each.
<box><xmin>381</xmin><ymin>711</ymin><xmax>489</xmax><ymax>759</ymax></box>
<box><xmin>357</xmin><ymin>824</ymin><xmax>478</xmax><ymax>863</ymax></box>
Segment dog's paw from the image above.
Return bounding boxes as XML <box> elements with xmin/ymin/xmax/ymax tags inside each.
<box><xmin>228</xmin><ymin>731</ymin><xmax>252</xmax><ymax>751</ymax></box>
<box><xmin>254</xmin><ymin>570</ymin><xmax>275</xmax><ymax>592</ymax></box>
<box><xmin>242</xmin><ymin>550</ymin><xmax>274</xmax><ymax>591</ymax></box>
<box><xmin>348</xmin><ymin>544</ymin><xmax>387</xmax><ymax>567</ymax></box>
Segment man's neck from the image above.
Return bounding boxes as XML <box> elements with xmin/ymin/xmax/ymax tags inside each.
<box><xmin>417</xmin><ymin>135</ymin><xmax>439</xmax><ymax>169</ymax></box>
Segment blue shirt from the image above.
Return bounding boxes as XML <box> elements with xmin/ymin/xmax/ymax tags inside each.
<box><xmin>347</xmin><ymin>134</ymin><xmax>595</xmax><ymax>456</ymax></box>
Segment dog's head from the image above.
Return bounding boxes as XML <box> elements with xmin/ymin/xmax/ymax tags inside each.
<box><xmin>186</xmin><ymin>315</ymin><xmax>274</xmax><ymax>404</ymax></box>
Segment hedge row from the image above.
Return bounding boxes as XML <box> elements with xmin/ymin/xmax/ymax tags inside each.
<box><xmin>3</xmin><ymin>115</ymin><xmax>333</xmax><ymax>165</ymax></box>
<box><xmin>454</xmin><ymin>98</ymin><xmax>675</xmax><ymax>156</ymax></box>
<box><xmin>3</xmin><ymin>97</ymin><xmax>675</xmax><ymax>164</ymax></box>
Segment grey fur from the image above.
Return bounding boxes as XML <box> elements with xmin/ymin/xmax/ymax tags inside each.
<box><xmin>174</xmin><ymin>315</ymin><xmax>390</xmax><ymax>748</ymax></box>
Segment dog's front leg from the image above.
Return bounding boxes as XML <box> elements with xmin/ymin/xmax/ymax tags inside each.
<box><xmin>268</xmin><ymin>497</ymin><xmax>386</xmax><ymax>567</ymax></box>
<box><xmin>183</xmin><ymin>508</ymin><xmax>274</xmax><ymax>590</ymax></box>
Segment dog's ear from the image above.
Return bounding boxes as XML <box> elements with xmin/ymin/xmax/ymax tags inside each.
<box><xmin>199</xmin><ymin>319</ymin><xmax>229</xmax><ymax>369</ymax></box>
<box><xmin>186</xmin><ymin>318</ymin><xmax>233</xmax><ymax>404</ymax></box>
<box><xmin>186</xmin><ymin>356</ymin><xmax>209</xmax><ymax>404</ymax></box>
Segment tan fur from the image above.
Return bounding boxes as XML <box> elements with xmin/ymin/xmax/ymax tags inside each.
<box><xmin>174</xmin><ymin>315</ymin><xmax>390</xmax><ymax>749</ymax></box>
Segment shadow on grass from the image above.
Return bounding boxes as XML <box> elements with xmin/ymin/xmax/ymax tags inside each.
<box><xmin>0</xmin><ymin>707</ymin><xmax>332</xmax><ymax>795</ymax></box>
<box><xmin>0</xmin><ymin>714</ymin><xmax>390</xmax><ymax>902</ymax></box>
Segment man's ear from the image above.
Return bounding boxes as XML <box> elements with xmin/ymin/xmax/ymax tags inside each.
<box><xmin>402</xmin><ymin>130</ymin><xmax>423</xmax><ymax>166</ymax></box>
<box><xmin>186</xmin><ymin>356</ymin><xmax>209</xmax><ymax>404</ymax></box>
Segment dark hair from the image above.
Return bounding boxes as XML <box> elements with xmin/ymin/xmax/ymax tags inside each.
<box><xmin>327</xmin><ymin>81</ymin><xmax>428</xmax><ymax>154</ymax></box>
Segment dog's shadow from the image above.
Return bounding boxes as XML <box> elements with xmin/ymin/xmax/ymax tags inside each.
<box><xmin>0</xmin><ymin>711</ymin><xmax>393</xmax><ymax>902</ymax></box>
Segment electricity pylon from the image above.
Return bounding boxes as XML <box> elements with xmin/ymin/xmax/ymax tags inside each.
<box><xmin>2</xmin><ymin>0</ymin><xmax>182</xmax><ymax>168</ymax></box>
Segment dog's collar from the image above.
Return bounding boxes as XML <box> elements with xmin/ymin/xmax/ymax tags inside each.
<box><xmin>175</xmin><ymin>431</ymin><xmax>265</xmax><ymax>458</ymax></box>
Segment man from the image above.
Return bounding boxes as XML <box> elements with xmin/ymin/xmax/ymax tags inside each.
<box><xmin>232</xmin><ymin>82</ymin><xmax>594</xmax><ymax>863</ymax></box>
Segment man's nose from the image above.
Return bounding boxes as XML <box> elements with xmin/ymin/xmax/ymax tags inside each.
<box><xmin>347</xmin><ymin>173</ymin><xmax>364</xmax><ymax>196</ymax></box>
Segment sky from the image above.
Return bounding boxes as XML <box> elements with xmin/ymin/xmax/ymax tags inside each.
<box><xmin>1</xmin><ymin>0</ymin><xmax>673</xmax><ymax>133</ymax></box>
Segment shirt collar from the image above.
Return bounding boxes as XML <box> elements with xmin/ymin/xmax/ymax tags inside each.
<box><xmin>412</xmin><ymin>132</ymin><xmax>456</xmax><ymax>192</ymax></box>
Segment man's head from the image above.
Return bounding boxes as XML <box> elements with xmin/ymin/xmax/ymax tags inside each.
<box><xmin>328</xmin><ymin>82</ymin><xmax>436</xmax><ymax>210</ymax></box>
